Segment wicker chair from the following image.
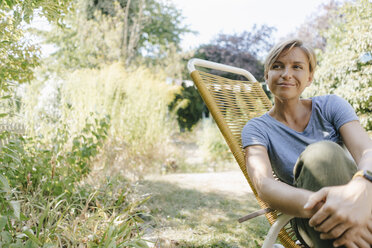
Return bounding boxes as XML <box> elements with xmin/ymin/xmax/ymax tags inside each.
<box><xmin>188</xmin><ymin>58</ymin><xmax>302</xmax><ymax>248</ymax></box>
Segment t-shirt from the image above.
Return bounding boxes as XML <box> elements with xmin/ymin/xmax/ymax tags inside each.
<box><xmin>241</xmin><ymin>94</ymin><xmax>359</xmax><ymax>185</ymax></box>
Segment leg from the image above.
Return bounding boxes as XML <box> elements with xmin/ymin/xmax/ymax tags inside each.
<box><xmin>292</xmin><ymin>141</ymin><xmax>358</xmax><ymax>248</ymax></box>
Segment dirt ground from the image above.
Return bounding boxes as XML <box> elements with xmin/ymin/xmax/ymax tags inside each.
<box><xmin>144</xmin><ymin>170</ymin><xmax>253</xmax><ymax>199</ymax></box>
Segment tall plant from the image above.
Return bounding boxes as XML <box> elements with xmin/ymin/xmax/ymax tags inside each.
<box><xmin>21</xmin><ymin>63</ymin><xmax>173</xmax><ymax>173</ymax></box>
<box><xmin>0</xmin><ymin>0</ymin><xmax>72</xmax><ymax>91</ymax></box>
<box><xmin>304</xmin><ymin>0</ymin><xmax>372</xmax><ymax>130</ymax></box>
<box><xmin>38</xmin><ymin>0</ymin><xmax>190</xmax><ymax>70</ymax></box>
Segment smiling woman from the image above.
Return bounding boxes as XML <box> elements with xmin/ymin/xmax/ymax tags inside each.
<box><xmin>266</xmin><ymin>47</ymin><xmax>314</xmax><ymax>106</ymax></box>
<box><xmin>242</xmin><ymin>38</ymin><xmax>372</xmax><ymax>248</ymax></box>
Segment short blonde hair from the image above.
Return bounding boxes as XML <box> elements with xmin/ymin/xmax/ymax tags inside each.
<box><xmin>264</xmin><ymin>38</ymin><xmax>317</xmax><ymax>79</ymax></box>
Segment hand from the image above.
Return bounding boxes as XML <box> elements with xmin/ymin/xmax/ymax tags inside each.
<box><xmin>304</xmin><ymin>178</ymin><xmax>372</xmax><ymax>240</ymax></box>
<box><xmin>332</xmin><ymin>216</ymin><xmax>372</xmax><ymax>248</ymax></box>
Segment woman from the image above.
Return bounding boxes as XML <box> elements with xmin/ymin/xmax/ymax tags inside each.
<box><xmin>241</xmin><ymin>38</ymin><xmax>372</xmax><ymax>247</ymax></box>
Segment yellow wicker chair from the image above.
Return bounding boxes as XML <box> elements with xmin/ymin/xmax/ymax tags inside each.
<box><xmin>188</xmin><ymin>58</ymin><xmax>302</xmax><ymax>248</ymax></box>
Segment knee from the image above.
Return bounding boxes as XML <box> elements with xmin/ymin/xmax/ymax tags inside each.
<box><xmin>294</xmin><ymin>141</ymin><xmax>357</xmax><ymax>190</ymax></box>
<box><xmin>301</xmin><ymin>141</ymin><xmax>345</xmax><ymax>166</ymax></box>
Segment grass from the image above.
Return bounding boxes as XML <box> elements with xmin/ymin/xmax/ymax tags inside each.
<box><xmin>134</xmin><ymin>179</ymin><xmax>270</xmax><ymax>247</ymax></box>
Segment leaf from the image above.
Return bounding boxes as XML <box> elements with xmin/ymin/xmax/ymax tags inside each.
<box><xmin>5</xmin><ymin>0</ymin><xmax>14</xmax><ymax>8</ymax></box>
<box><xmin>10</xmin><ymin>201</ymin><xmax>20</xmax><ymax>220</ymax></box>
<box><xmin>0</xmin><ymin>175</ymin><xmax>11</xmax><ymax>194</ymax></box>
<box><xmin>0</xmin><ymin>216</ymin><xmax>7</xmax><ymax>231</ymax></box>
<box><xmin>122</xmin><ymin>240</ymin><xmax>149</xmax><ymax>248</ymax></box>
<box><xmin>0</xmin><ymin>113</ymin><xmax>8</xmax><ymax>118</ymax></box>
<box><xmin>24</xmin><ymin>239</ymin><xmax>39</xmax><ymax>248</ymax></box>
<box><xmin>1</xmin><ymin>230</ymin><xmax>12</xmax><ymax>243</ymax></box>
<box><xmin>23</xmin><ymin>229</ymin><xmax>42</xmax><ymax>246</ymax></box>
<box><xmin>0</xmin><ymin>95</ymin><xmax>11</xmax><ymax>100</ymax></box>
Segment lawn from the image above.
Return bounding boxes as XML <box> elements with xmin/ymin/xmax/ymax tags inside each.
<box><xmin>135</xmin><ymin>175</ymin><xmax>270</xmax><ymax>247</ymax></box>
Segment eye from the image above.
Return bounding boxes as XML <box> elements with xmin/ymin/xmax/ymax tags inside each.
<box><xmin>293</xmin><ymin>65</ymin><xmax>303</xmax><ymax>70</ymax></box>
<box><xmin>271</xmin><ymin>64</ymin><xmax>282</xmax><ymax>69</ymax></box>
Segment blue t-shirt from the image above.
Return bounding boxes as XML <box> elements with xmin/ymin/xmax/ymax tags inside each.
<box><xmin>241</xmin><ymin>94</ymin><xmax>359</xmax><ymax>185</ymax></box>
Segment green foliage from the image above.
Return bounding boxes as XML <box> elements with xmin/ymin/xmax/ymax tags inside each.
<box><xmin>86</xmin><ymin>0</ymin><xmax>189</xmax><ymax>50</ymax></box>
<box><xmin>22</xmin><ymin>63</ymin><xmax>173</xmax><ymax>174</ymax></box>
<box><xmin>0</xmin><ymin>0</ymin><xmax>72</xmax><ymax>91</ymax></box>
<box><xmin>0</xmin><ymin>114</ymin><xmax>110</xmax><ymax>197</ymax></box>
<box><xmin>0</xmin><ymin>12</ymin><xmax>40</xmax><ymax>90</ymax></box>
<box><xmin>0</xmin><ymin>0</ymin><xmax>72</xmax><ymax>24</ymax></box>
<box><xmin>197</xmin><ymin>118</ymin><xmax>233</xmax><ymax>168</ymax></box>
<box><xmin>39</xmin><ymin>0</ymin><xmax>190</xmax><ymax>69</ymax></box>
<box><xmin>304</xmin><ymin>0</ymin><xmax>372</xmax><ymax>130</ymax></box>
<box><xmin>168</xmin><ymin>83</ymin><xmax>207</xmax><ymax>131</ymax></box>
<box><xmin>0</xmin><ymin>114</ymin><xmax>150</xmax><ymax>246</ymax></box>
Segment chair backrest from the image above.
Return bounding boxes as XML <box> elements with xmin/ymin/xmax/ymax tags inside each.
<box><xmin>188</xmin><ymin>58</ymin><xmax>300</xmax><ymax>248</ymax></box>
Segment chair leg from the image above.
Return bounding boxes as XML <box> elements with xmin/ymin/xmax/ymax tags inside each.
<box><xmin>262</xmin><ymin>214</ymin><xmax>294</xmax><ymax>248</ymax></box>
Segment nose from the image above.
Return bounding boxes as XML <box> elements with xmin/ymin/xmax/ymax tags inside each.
<box><xmin>281</xmin><ymin>67</ymin><xmax>292</xmax><ymax>79</ymax></box>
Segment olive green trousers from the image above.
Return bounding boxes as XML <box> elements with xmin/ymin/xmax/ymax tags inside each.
<box><xmin>292</xmin><ymin>141</ymin><xmax>358</xmax><ymax>248</ymax></box>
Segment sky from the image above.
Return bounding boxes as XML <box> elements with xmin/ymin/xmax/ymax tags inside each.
<box><xmin>30</xmin><ymin>0</ymin><xmax>328</xmax><ymax>56</ymax></box>
<box><xmin>170</xmin><ymin>0</ymin><xmax>326</xmax><ymax>50</ymax></box>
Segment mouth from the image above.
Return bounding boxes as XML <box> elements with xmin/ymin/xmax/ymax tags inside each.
<box><xmin>278</xmin><ymin>83</ymin><xmax>295</xmax><ymax>87</ymax></box>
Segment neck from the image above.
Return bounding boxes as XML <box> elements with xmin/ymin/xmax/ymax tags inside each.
<box><xmin>270</xmin><ymin>98</ymin><xmax>309</xmax><ymax>123</ymax></box>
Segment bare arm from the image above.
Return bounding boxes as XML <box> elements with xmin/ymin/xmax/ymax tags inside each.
<box><xmin>342</xmin><ymin>120</ymin><xmax>372</xmax><ymax>172</ymax></box>
<box><xmin>245</xmin><ymin>145</ymin><xmax>319</xmax><ymax>218</ymax></box>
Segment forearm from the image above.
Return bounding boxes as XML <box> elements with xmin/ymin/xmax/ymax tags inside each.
<box><xmin>357</xmin><ymin>148</ymin><xmax>372</xmax><ymax>171</ymax></box>
<box><xmin>352</xmin><ymin>149</ymin><xmax>372</xmax><ymax>205</ymax></box>
<box><xmin>257</xmin><ymin>177</ymin><xmax>315</xmax><ymax>218</ymax></box>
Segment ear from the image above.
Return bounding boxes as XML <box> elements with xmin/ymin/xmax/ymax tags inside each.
<box><xmin>306</xmin><ymin>72</ymin><xmax>314</xmax><ymax>87</ymax></box>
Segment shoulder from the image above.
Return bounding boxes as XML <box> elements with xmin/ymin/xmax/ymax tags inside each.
<box><xmin>241</xmin><ymin>114</ymin><xmax>271</xmax><ymax>148</ymax></box>
<box><xmin>312</xmin><ymin>94</ymin><xmax>343</xmax><ymax>104</ymax></box>
<box><xmin>242</xmin><ymin>114</ymin><xmax>272</xmax><ymax>137</ymax></box>
<box><xmin>243</xmin><ymin>114</ymin><xmax>271</xmax><ymax>130</ymax></box>
<box><xmin>311</xmin><ymin>94</ymin><xmax>350</xmax><ymax>110</ymax></box>
<box><xmin>311</xmin><ymin>94</ymin><xmax>358</xmax><ymax>129</ymax></box>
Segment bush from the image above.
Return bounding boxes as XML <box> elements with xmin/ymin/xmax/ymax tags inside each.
<box><xmin>304</xmin><ymin>0</ymin><xmax>372</xmax><ymax>130</ymax></box>
<box><xmin>21</xmin><ymin>63</ymin><xmax>175</xmax><ymax>174</ymax></box>
<box><xmin>0</xmin><ymin>114</ymin><xmax>150</xmax><ymax>246</ymax></box>
<box><xmin>197</xmin><ymin>118</ymin><xmax>233</xmax><ymax>170</ymax></box>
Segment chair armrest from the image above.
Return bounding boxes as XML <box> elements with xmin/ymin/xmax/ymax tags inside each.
<box><xmin>238</xmin><ymin>207</ymin><xmax>273</xmax><ymax>223</ymax></box>
<box><xmin>262</xmin><ymin>214</ymin><xmax>294</xmax><ymax>248</ymax></box>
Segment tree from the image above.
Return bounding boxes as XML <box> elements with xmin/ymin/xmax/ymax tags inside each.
<box><xmin>0</xmin><ymin>0</ymin><xmax>72</xmax><ymax>91</ymax></box>
<box><xmin>286</xmin><ymin>0</ymin><xmax>341</xmax><ymax>51</ymax></box>
<box><xmin>40</xmin><ymin>0</ymin><xmax>190</xmax><ymax>69</ymax></box>
<box><xmin>168</xmin><ymin>83</ymin><xmax>206</xmax><ymax>131</ymax></box>
<box><xmin>304</xmin><ymin>0</ymin><xmax>372</xmax><ymax>130</ymax></box>
<box><xmin>194</xmin><ymin>25</ymin><xmax>276</xmax><ymax>81</ymax></box>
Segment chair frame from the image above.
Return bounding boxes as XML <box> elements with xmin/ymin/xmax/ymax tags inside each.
<box><xmin>188</xmin><ymin>58</ymin><xmax>300</xmax><ymax>248</ymax></box>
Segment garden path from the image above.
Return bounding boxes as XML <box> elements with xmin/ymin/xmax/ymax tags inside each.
<box><xmin>144</xmin><ymin>170</ymin><xmax>252</xmax><ymax>199</ymax></box>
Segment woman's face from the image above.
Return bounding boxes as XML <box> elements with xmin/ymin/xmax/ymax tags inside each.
<box><xmin>266</xmin><ymin>47</ymin><xmax>313</xmax><ymax>101</ymax></box>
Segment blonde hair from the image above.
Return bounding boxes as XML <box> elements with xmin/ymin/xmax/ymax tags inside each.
<box><xmin>264</xmin><ymin>38</ymin><xmax>317</xmax><ymax>79</ymax></box>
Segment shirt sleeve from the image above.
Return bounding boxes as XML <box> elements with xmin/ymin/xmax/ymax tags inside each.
<box><xmin>241</xmin><ymin>119</ymin><xmax>269</xmax><ymax>149</ymax></box>
<box><xmin>324</xmin><ymin>94</ymin><xmax>359</xmax><ymax>130</ymax></box>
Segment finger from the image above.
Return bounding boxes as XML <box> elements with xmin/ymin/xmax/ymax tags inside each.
<box><xmin>334</xmin><ymin>231</ymin><xmax>351</xmax><ymax>247</ymax></box>
<box><xmin>334</xmin><ymin>239</ymin><xmax>357</xmax><ymax>248</ymax></box>
<box><xmin>361</xmin><ymin>228</ymin><xmax>372</xmax><ymax>244</ymax></box>
<box><xmin>367</xmin><ymin>219</ymin><xmax>372</xmax><ymax>233</ymax></box>
<box><xmin>315</xmin><ymin>214</ymin><xmax>345</xmax><ymax>234</ymax></box>
<box><xmin>343</xmin><ymin>243</ymin><xmax>358</xmax><ymax>248</ymax></box>
<box><xmin>319</xmin><ymin>223</ymin><xmax>350</xmax><ymax>240</ymax></box>
<box><xmin>304</xmin><ymin>189</ymin><xmax>328</xmax><ymax>210</ymax></box>
<box><xmin>355</xmin><ymin>238</ymin><xmax>370</xmax><ymax>248</ymax></box>
<box><xmin>309</xmin><ymin>205</ymin><xmax>331</xmax><ymax>227</ymax></box>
